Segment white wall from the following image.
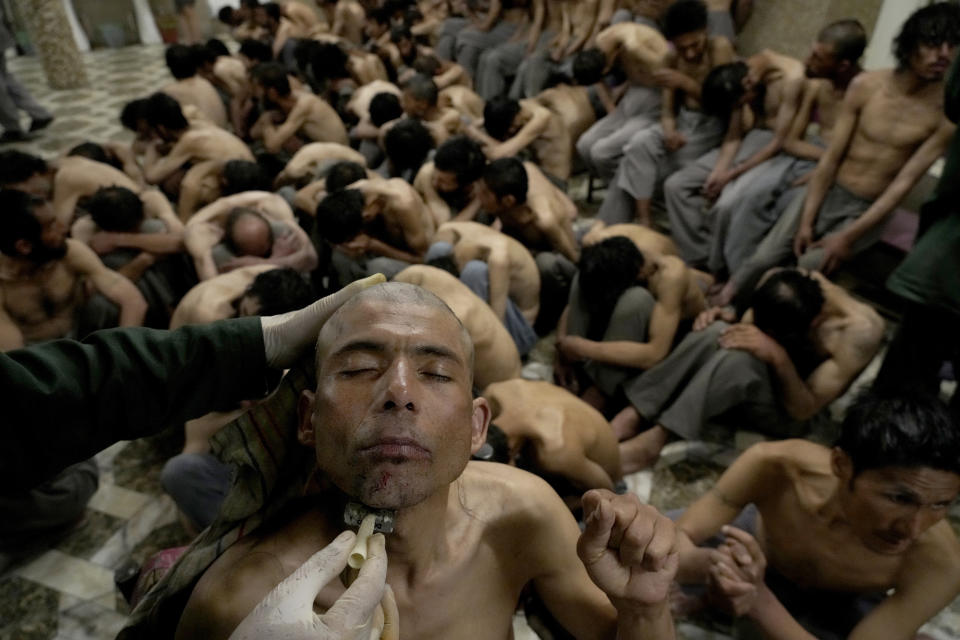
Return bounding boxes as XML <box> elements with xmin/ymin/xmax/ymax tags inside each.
<box><xmin>863</xmin><ymin>0</ymin><xmax>930</xmax><ymax>69</ymax></box>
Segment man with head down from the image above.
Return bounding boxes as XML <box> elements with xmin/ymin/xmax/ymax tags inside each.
<box><xmin>175</xmin><ymin>281</ymin><xmax>679</xmax><ymax>640</ymax></box>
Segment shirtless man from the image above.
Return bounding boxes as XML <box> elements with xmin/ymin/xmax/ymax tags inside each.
<box><xmin>576</xmin><ymin>21</ymin><xmax>670</xmax><ymax>180</ymax></box>
<box><xmin>598</xmin><ymin>0</ymin><xmax>736</xmax><ymax>227</ymax></box>
<box><xmin>614</xmin><ymin>269</ymin><xmax>884</xmax><ymax>473</ymax></box>
<box><xmin>414</xmin><ymin>135</ymin><xmax>486</xmax><ymax>225</ymax></box>
<box><xmin>455</xmin><ymin>0</ymin><xmax>531</xmax><ymax>79</ymax></box>
<box><xmin>484</xmin><ymin>378</ymin><xmax>621</xmax><ymax>492</ymax></box>
<box><xmin>730</xmin><ymin>4</ymin><xmax>960</xmax><ymax>303</ymax></box>
<box><xmin>318</xmin><ymin>0</ymin><xmax>366</xmax><ymax>45</ymax></box>
<box><xmin>704</xmin><ymin>22</ymin><xmax>865</xmax><ymax>307</ymax></box>
<box><xmin>65</xmin><ymin>140</ymin><xmax>146</xmax><ymax>187</ymax></box>
<box><xmin>474</xmin><ymin>96</ymin><xmax>573</xmax><ymax>180</ymax></box>
<box><xmin>393</xmin><ymin>265</ymin><xmax>522</xmax><ymax>388</ymax></box>
<box><xmin>275</xmin><ymin>141</ymin><xmax>366</xmax><ymax>188</ymax></box>
<box><xmin>315</xmin><ymin>178</ymin><xmax>434</xmax><ymax>283</ymax></box>
<box><xmin>162</xmin><ymin>44</ymin><xmax>229</xmax><ymax>129</ymax></box>
<box><xmin>171</xmin><ymin>280</ymin><xmax>678</xmax><ymax>640</ymax></box>
<box><xmin>250</xmin><ymin>63</ymin><xmax>349</xmax><ymax>153</ymax></box>
<box><xmin>280</xmin><ymin>0</ymin><xmax>322</xmax><ymax>35</ymax></box>
<box><xmin>255</xmin><ymin>2</ymin><xmax>310</xmax><ymax>60</ymax></box>
<box><xmin>0</xmin><ymin>190</ymin><xmax>146</xmax><ymax>350</ymax></box>
<box><xmin>581</xmin><ymin>222</ymin><xmax>680</xmax><ymax>257</ymax></box>
<box><xmin>408</xmin><ymin>54</ymin><xmax>470</xmax><ymax>91</ymax></box>
<box><xmin>555</xmin><ymin>236</ymin><xmax>706</xmax><ymax>409</ymax></box>
<box><xmin>401</xmin><ymin>73</ymin><xmax>462</xmax><ymax>145</ymax></box>
<box><xmin>177</xmin><ymin>159</ymin><xmax>273</xmax><ymax>222</ymax></box>
<box><xmin>141</xmin><ymin>93</ymin><xmax>254</xmax><ymax>199</ymax></box>
<box><xmin>677</xmin><ymin>391</ymin><xmax>960</xmax><ymax>639</ymax></box>
<box><xmin>185</xmin><ymin>190</ymin><xmax>317</xmax><ymax>280</ymax></box>
<box><xmin>429</xmin><ymin>220</ymin><xmax>539</xmax><ymax>353</ymax></box>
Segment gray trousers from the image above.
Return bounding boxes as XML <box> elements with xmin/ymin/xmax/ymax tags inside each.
<box><xmin>0</xmin><ymin>459</ymin><xmax>98</xmax><ymax>551</ymax></box>
<box><xmin>576</xmin><ymin>85</ymin><xmax>661</xmax><ymax>180</ymax></box>
<box><xmin>455</xmin><ymin>20</ymin><xmax>520</xmax><ymax>79</ymax></box>
<box><xmin>597</xmin><ymin>109</ymin><xmax>723</xmax><ymax>225</ymax></box>
<box><xmin>331</xmin><ymin>249</ymin><xmax>410</xmax><ymax>287</ymax></box>
<box><xmin>707</xmin><ymin>152</ymin><xmax>816</xmax><ymax>276</ymax></box>
<box><xmin>707</xmin><ymin>10</ymin><xmax>736</xmax><ymax>42</ymax></box>
<box><xmin>729</xmin><ymin>182</ymin><xmax>879</xmax><ymax>295</ymax></box>
<box><xmin>566</xmin><ymin>274</ymin><xmax>656</xmax><ymax>396</ymax></box>
<box><xmin>436</xmin><ymin>17</ymin><xmax>468</xmax><ymax>61</ymax></box>
<box><xmin>161</xmin><ymin>453</ymin><xmax>232</xmax><ymax>531</ymax></box>
<box><xmin>663</xmin><ymin>128</ymin><xmax>774</xmax><ymax>266</ymax></box>
<box><xmin>0</xmin><ymin>54</ymin><xmax>50</xmax><ymax>133</ymax></box>
<box><xmin>475</xmin><ymin>30</ymin><xmax>555</xmax><ymax>101</ymax></box>
<box><xmin>623</xmin><ymin>322</ymin><xmax>797</xmax><ymax>440</ymax></box>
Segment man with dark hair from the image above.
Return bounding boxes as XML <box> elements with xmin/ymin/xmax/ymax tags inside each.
<box><xmin>275</xmin><ymin>142</ymin><xmax>366</xmax><ymax>189</ymax></box>
<box><xmin>728</xmin><ymin>3</ymin><xmax>960</xmax><ymax>296</ymax></box>
<box><xmin>706</xmin><ymin>20</ymin><xmax>867</xmax><ymax>307</ymax></box>
<box><xmin>555</xmin><ymin>235</ymin><xmax>706</xmax><ymax>409</ymax></box>
<box><xmin>185</xmin><ymin>191</ymin><xmax>317</xmax><ymax>280</ymax></box>
<box><xmin>250</xmin><ymin>62</ymin><xmax>349</xmax><ymax>153</ymax></box>
<box><xmin>0</xmin><ymin>189</ymin><xmax>147</xmax><ymax>350</ymax></box>
<box><xmin>401</xmin><ymin>73</ymin><xmax>462</xmax><ymax>145</ymax></box>
<box><xmin>676</xmin><ymin>390</ymin><xmax>960</xmax><ymax>639</ymax></box>
<box><xmin>162</xmin><ymin>44</ymin><xmax>229</xmax><ymax>128</ymax></box>
<box><xmin>254</xmin><ymin>1</ymin><xmax>310</xmax><ymax>61</ymax></box>
<box><xmin>67</xmin><ymin>140</ymin><xmax>145</xmax><ymax>185</ymax></box>
<box><xmin>473</xmin><ymin>94</ymin><xmax>572</xmax><ymax>180</ymax></box>
<box><xmin>315</xmin><ymin>176</ymin><xmax>434</xmax><ymax>283</ymax></box>
<box><xmin>410</xmin><ymin>53</ymin><xmax>470</xmax><ymax>90</ymax></box>
<box><xmin>575</xmin><ymin>22</ymin><xmax>671</xmax><ymax>180</ymax></box>
<box><xmin>414</xmin><ymin>135</ymin><xmax>486</xmax><ymax>225</ymax></box>
<box><xmin>613</xmin><ymin>268</ymin><xmax>884</xmax><ymax>473</ymax></box>
<box><xmin>142</xmin><ymin>92</ymin><xmax>253</xmax><ymax>200</ymax></box>
<box><xmin>597</xmin><ymin>0</ymin><xmax>736</xmax><ymax>227</ymax></box>
<box><xmin>178</xmin><ymin>158</ymin><xmax>275</xmax><ymax>222</ymax></box>
<box><xmin>324</xmin><ymin>160</ymin><xmax>366</xmax><ymax>193</ymax></box>
<box><xmin>382</xmin><ymin>117</ymin><xmax>435</xmax><ymax>180</ymax></box>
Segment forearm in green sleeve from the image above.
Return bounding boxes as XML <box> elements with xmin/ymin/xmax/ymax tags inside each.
<box><xmin>1</xmin><ymin>317</ymin><xmax>275</xmax><ymax>492</ymax></box>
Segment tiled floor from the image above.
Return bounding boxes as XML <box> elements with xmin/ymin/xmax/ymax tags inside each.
<box><xmin>0</xmin><ymin>43</ymin><xmax>958</xmax><ymax>640</ymax></box>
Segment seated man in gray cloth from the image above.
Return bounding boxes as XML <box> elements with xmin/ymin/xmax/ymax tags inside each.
<box><xmin>675</xmin><ymin>391</ymin><xmax>960</xmax><ymax>640</ymax></box>
<box><xmin>555</xmin><ymin>237</ymin><xmax>705</xmax><ymax>412</ymax></box>
<box><xmin>613</xmin><ymin>269</ymin><xmax>883</xmax><ymax>473</ymax></box>
<box><xmin>163</xmin><ymin>282</ymin><xmax>680</xmax><ymax>640</ymax></box>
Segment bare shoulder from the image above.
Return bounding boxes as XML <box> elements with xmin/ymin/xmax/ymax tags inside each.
<box><xmin>461</xmin><ymin>461</ymin><xmax>570</xmax><ymax>524</ymax></box>
<box><xmin>744</xmin><ymin>438</ymin><xmax>825</xmax><ymax>478</ymax></box>
<box><xmin>900</xmin><ymin>519</ymin><xmax>960</xmax><ymax>589</ymax></box>
<box><xmin>848</xmin><ymin>70</ymin><xmax>886</xmax><ymax>101</ymax></box>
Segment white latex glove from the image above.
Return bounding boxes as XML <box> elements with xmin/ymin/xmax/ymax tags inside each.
<box><xmin>229</xmin><ymin>530</ymin><xmax>399</xmax><ymax>640</ymax></box>
<box><xmin>261</xmin><ymin>273</ymin><xmax>386</xmax><ymax>368</ymax></box>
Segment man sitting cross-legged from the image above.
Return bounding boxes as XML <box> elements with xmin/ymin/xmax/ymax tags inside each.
<box><xmin>675</xmin><ymin>391</ymin><xmax>960</xmax><ymax>640</ymax></box>
<box><xmin>171</xmin><ymin>281</ymin><xmax>681</xmax><ymax>640</ymax></box>
<box><xmin>613</xmin><ymin>268</ymin><xmax>883</xmax><ymax>473</ymax></box>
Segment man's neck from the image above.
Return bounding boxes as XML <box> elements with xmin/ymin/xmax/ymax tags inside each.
<box><xmin>831</xmin><ymin>65</ymin><xmax>861</xmax><ymax>91</ymax></box>
<box><xmin>894</xmin><ymin>67</ymin><xmax>940</xmax><ymax>95</ymax></box>
<box><xmin>382</xmin><ymin>485</ymin><xmax>453</xmax><ymax>582</ymax></box>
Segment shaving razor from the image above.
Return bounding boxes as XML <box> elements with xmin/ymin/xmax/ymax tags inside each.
<box><xmin>343</xmin><ymin>501</ymin><xmax>396</xmax><ymax>534</ymax></box>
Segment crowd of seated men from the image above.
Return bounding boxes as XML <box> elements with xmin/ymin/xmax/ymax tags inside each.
<box><xmin>2</xmin><ymin>1</ymin><xmax>960</xmax><ymax>638</ymax></box>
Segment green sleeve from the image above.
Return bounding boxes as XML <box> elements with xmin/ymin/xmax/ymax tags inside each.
<box><xmin>1</xmin><ymin>317</ymin><xmax>276</xmax><ymax>493</ymax></box>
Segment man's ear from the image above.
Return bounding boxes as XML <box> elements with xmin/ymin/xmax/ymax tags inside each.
<box><xmin>470</xmin><ymin>396</ymin><xmax>492</xmax><ymax>455</ymax></box>
<box><xmin>831</xmin><ymin>447</ymin><xmax>853</xmax><ymax>483</ymax></box>
<box><xmin>502</xmin><ymin>195</ymin><xmax>516</xmax><ymax>209</ymax></box>
<box><xmin>13</xmin><ymin>238</ymin><xmax>31</xmax><ymax>257</ymax></box>
<box><xmin>297</xmin><ymin>389</ymin><xmax>317</xmax><ymax>447</ymax></box>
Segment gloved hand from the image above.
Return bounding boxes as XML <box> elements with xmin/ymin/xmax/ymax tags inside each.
<box><xmin>261</xmin><ymin>274</ymin><xmax>386</xmax><ymax>368</ymax></box>
<box><xmin>229</xmin><ymin>530</ymin><xmax>399</xmax><ymax>640</ymax></box>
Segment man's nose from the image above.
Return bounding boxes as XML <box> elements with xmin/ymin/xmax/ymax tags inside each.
<box><xmin>380</xmin><ymin>358</ymin><xmax>417</xmax><ymax>412</ymax></box>
<box><xmin>892</xmin><ymin>510</ymin><xmax>926</xmax><ymax>540</ymax></box>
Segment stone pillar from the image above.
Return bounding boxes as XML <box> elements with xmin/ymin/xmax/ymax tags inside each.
<box><xmin>15</xmin><ymin>0</ymin><xmax>89</xmax><ymax>89</ymax></box>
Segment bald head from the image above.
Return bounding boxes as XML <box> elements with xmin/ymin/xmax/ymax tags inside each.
<box><xmin>316</xmin><ymin>282</ymin><xmax>476</xmax><ymax>381</ymax></box>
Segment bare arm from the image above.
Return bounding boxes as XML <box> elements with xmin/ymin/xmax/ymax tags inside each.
<box><xmin>434</xmin><ymin>63</ymin><xmax>467</xmax><ymax>90</ymax></box>
<box><xmin>526</xmin><ymin>0</ymin><xmax>546</xmax><ymax>53</ymax></box>
<box><xmin>184</xmin><ymin>223</ymin><xmax>223</xmax><ymax>281</ymax></box>
<box><xmin>105</xmin><ymin>142</ymin><xmax>146</xmax><ymax>186</ymax></box>
<box><xmin>178</xmin><ymin>160</ymin><xmax>223</xmax><ymax>221</ymax></box>
<box><xmin>564</xmin><ymin>0</ymin><xmax>599</xmax><ymax>57</ymax></box>
<box><xmin>260</xmin><ymin>102</ymin><xmax>311</xmax><ymax>154</ymax></box>
<box><xmin>476</xmin><ymin>0</ymin><xmax>502</xmax><ymax>32</ymax></box>
<box><xmin>782</xmin><ymin>79</ymin><xmax>827</xmax><ymax>161</ymax></box>
<box><xmin>487</xmin><ymin>101</ymin><xmax>552</xmax><ymax>159</ymax></box>
<box><xmin>0</xmin><ymin>287</ymin><xmax>24</xmax><ymax>351</ymax></box>
<box><xmin>267</xmin><ymin>225</ymin><xmax>318</xmax><ymax>272</ymax></box>
<box><xmin>144</xmin><ymin>137</ymin><xmax>196</xmax><ymax>185</ymax></box>
<box><xmin>486</xmin><ymin>245</ymin><xmax>510</xmax><ymax>321</ymax></box>
<box><xmin>726</xmin><ymin>76</ymin><xmax>805</xmax><ymax>180</ymax></box>
<box><xmin>66</xmin><ymin>240</ymin><xmax>147</xmax><ymax>327</ymax></box>
<box><xmin>414</xmin><ymin>165</ymin><xmax>453</xmax><ymax>226</ymax></box>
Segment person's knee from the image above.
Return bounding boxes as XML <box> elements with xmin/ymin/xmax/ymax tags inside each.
<box><xmin>663</xmin><ymin>169</ymin><xmax>686</xmax><ymax>199</ymax></box>
<box><xmin>616</xmin><ymin>286</ymin><xmax>656</xmax><ymax>317</ymax></box>
<box><xmin>161</xmin><ymin>453</ymin><xmax>222</xmax><ymax>503</ymax></box>
<box><xmin>425</xmin><ymin>241</ymin><xmax>454</xmax><ymax>262</ymax></box>
<box><xmin>460</xmin><ymin>258</ymin><xmax>489</xmax><ymax>287</ymax></box>
<box><xmin>715</xmin><ymin>346</ymin><xmax>768</xmax><ymax>382</ymax></box>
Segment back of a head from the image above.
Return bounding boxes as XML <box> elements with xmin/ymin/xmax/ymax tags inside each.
<box><xmin>483</xmin><ymin>157</ymin><xmax>528</xmax><ymax>205</ymax></box>
<box><xmin>191</xmin><ymin>43</ymin><xmax>217</xmax><ymax>69</ymax></box>
<box><xmin>818</xmin><ymin>19</ymin><xmax>867</xmax><ymax>64</ymax></box>
<box><xmin>413</xmin><ymin>55</ymin><xmax>441</xmax><ymax>77</ymax></box>
<box><xmin>223</xmin><ymin>160</ymin><xmax>271</xmax><ymax>195</ymax></box>
<box><xmin>120</xmin><ymin>98</ymin><xmax>148</xmax><ymax>132</ymax></box>
<box><xmin>243</xmin><ymin>267</ymin><xmax>316</xmax><ymax>316</ymax></box>
<box><xmin>578</xmin><ymin>237</ymin><xmax>644</xmax><ymax>339</ymax></box>
<box><xmin>87</xmin><ymin>186</ymin><xmax>145</xmax><ymax>233</ymax></box>
<box><xmin>145</xmin><ymin>92</ymin><xmax>189</xmax><ymax>131</ymax></box>
<box><xmin>255</xmin><ymin>152</ymin><xmax>286</xmax><ymax>186</ymax></box>
<box><xmin>370</xmin><ymin>92</ymin><xmax>404</xmax><ymax>127</ymax></box>
<box><xmin>435</xmin><ymin>136</ymin><xmax>486</xmax><ymax>186</ymax></box>
<box><xmin>384</xmin><ymin>118</ymin><xmax>434</xmax><ymax>173</ymax></box>
<box><xmin>239</xmin><ymin>38</ymin><xmax>273</xmax><ymax>64</ymax></box>
<box><xmin>0</xmin><ymin>189</ymin><xmax>42</xmax><ymax>255</ymax></box>
<box><xmin>390</xmin><ymin>24</ymin><xmax>413</xmax><ymax>44</ymax></box>
<box><xmin>256</xmin><ymin>62</ymin><xmax>292</xmax><ymax>96</ymax></box>
<box><xmin>700</xmin><ymin>62</ymin><xmax>748</xmax><ymax>119</ymax></box>
<box><xmin>662</xmin><ymin>0</ymin><xmax>708</xmax><ymax>40</ymax></box>
<box><xmin>166</xmin><ymin>44</ymin><xmax>199</xmax><ymax>80</ymax></box>
<box><xmin>315</xmin><ymin>189</ymin><xmax>364</xmax><ymax>243</ymax></box>
<box><xmin>405</xmin><ymin>73</ymin><xmax>439</xmax><ymax>106</ymax></box>
<box><xmin>751</xmin><ymin>269</ymin><xmax>824</xmax><ymax>350</ymax></box>
<box><xmin>262</xmin><ymin>2</ymin><xmax>282</xmax><ymax>22</ymax></box>
<box><xmin>217</xmin><ymin>6</ymin><xmax>237</xmax><ymax>25</ymax></box>
<box><xmin>836</xmin><ymin>389</ymin><xmax>960</xmax><ymax>477</ymax></box>
<box><xmin>224</xmin><ymin>207</ymin><xmax>273</xmax><ymax>257</ymax></box>
<box><xmin>310</xmin><ymin>42</ymin><xmax>349</xmax><ymax>81</ymax></box>
<box><xmin>894</xmin><ymin>2</ymin><xmax>960</xmax><ymax>70</ymax></box>
<box><xmin>483</xmin><ymin>96</ymin><xmax>521</xmax><ymax>141</ymax></box>
<box><xmin>326</xmin><ymin>161</ymin><xmax>366</xmax><ymax>193</ymax></box>
<box><xmin>0</xmin><ymin>150</ymin><xmax>47</xmax><ymax>187</ymax></box>
<box><xmin>572</xmin><ymin>49</ymin><xmax>606</xmax><ymax>86</ymax></box>
<box><xmin>240</xmin><ymin>0</ymin><xmax>260</xmax><ymax>8</ymax></box>
<box><xmin>67</xmin><ymin>142</ymin><xmax>111</xmax><ymax>167</ymax></box>
<box><xmin>206</xmin><ymin>38</ymin><xmax>231</xmax><ymax>59</ymax></box>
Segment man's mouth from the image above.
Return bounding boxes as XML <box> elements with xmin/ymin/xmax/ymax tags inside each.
<box><xmin>361</xmin><ymin>438</ymin><xmax>431</xmax><ymax>461</ymax></box>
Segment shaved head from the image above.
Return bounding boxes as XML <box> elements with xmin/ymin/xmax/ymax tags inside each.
<box><xmin>316</xmin><ymin>282</ymin><xmax>475</xmax><ymax>381</ymax></box>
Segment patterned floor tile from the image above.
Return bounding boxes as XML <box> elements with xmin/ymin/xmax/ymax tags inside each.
<box><xmin>15</xmin><ymin>550</ymin><xmax>113</xmax><ymax>602</ymax></box>
<box><xmin>53</xmin><ymin>511</ymin><xmax>125</xmax><ymax>561</ymax></box>
<box><xmin>0</xmin><ymin>575</ymin><xmax>59</xmax><ymax>640</ymax></box>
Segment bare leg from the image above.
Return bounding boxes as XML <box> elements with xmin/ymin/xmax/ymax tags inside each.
<box><xmin>619</xmin><ymin>424</ymin><xmax>669</xmax><ymax>474</ymax></box>
<box><xmin>635</xmin><ymin>198</ymin><xmax>652</xmax><ymax>227</ymax></box>
<box><xmin>610</xmin><ymin>405</ymin><xmax>642</xmax><ymax>441</ymax></box>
